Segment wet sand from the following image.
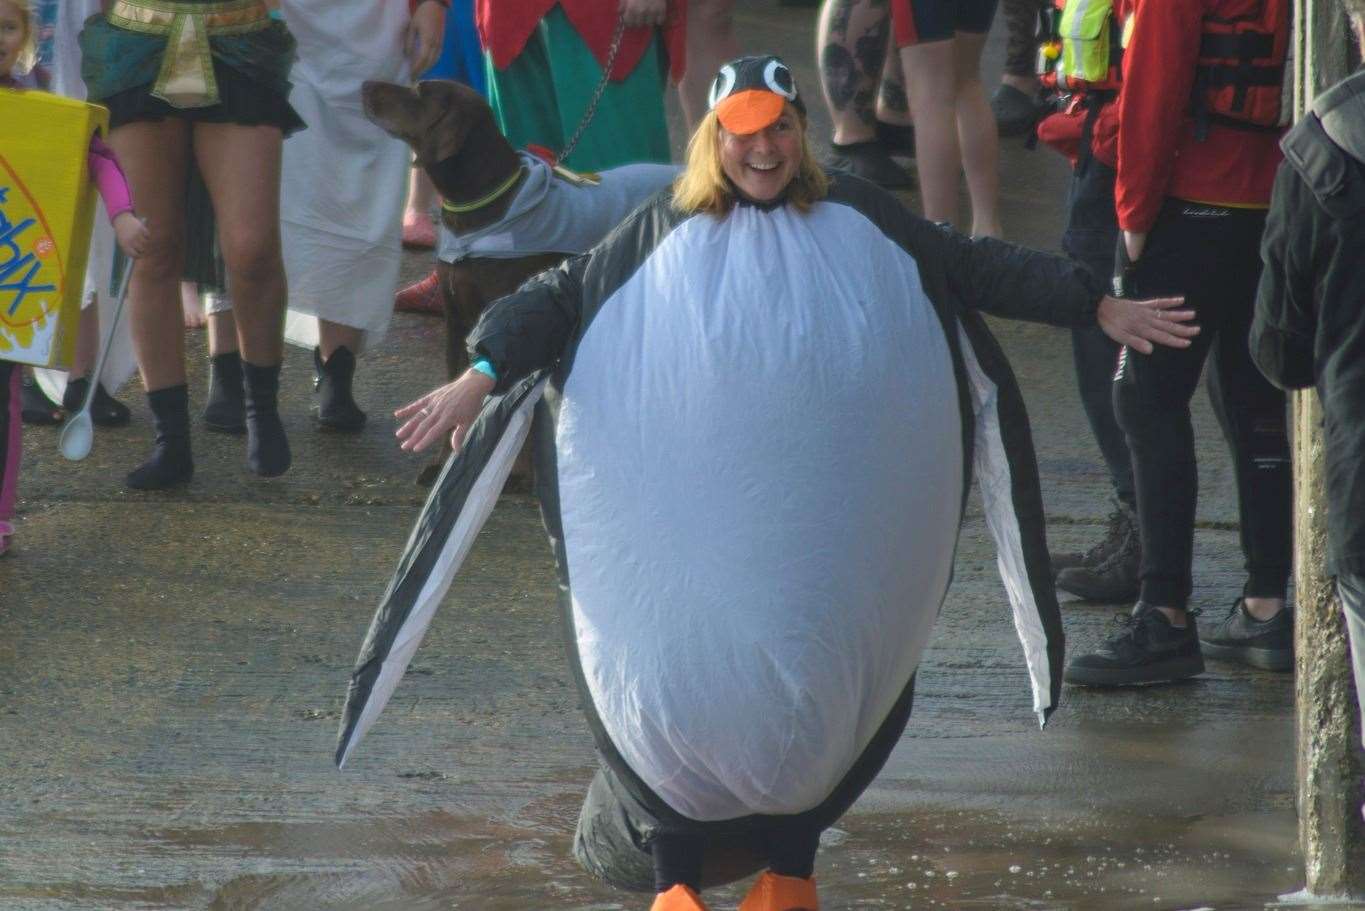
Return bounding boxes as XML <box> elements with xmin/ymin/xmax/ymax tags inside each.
<box><xmin>2</xmin><ymin>2</ymin><xmax>1358</xmax><ymax>909</ymax></box>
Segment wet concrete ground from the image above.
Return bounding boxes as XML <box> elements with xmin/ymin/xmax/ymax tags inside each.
<box><xmin>3</xmin><ymin>2</ymin><xmax>1360</xmax><ymax>909</ymax></box>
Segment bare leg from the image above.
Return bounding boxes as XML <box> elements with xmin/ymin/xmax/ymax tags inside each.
<box><xmin>318</xmin><ymin>319</ymin><xmax>362</xmax><ymax>360</ymax></box>
<box><xmin>181</xmin><ymin>281</ymin><xmax>207</xmax><ymax>328</ymax></box>
<box><xmin>191</xmin><ymin>122</ymin><xmax>287</xmax><ymax>367</ymax></box>
<box><xmin>70</xmin><ymin>301</ymin><xmax>99</xmax><ymax>378</ymax></box>
<box><xmin>192</xmin><ymin>121</ymin><xmax>291</xmax><ymax>475</ymax></box>
<box><xmin>954</xmin><ymin>31</ymin><xmax>1002</xmax><ymax>238</ymax></box>
<box><xmin>817</xmin><ymin>0</ymin><xmax>889</xmax><ymax>145</ymax></box>
<box><xmin>207</xmin><ymin>310</ymin><xmax>238</xmax><ymax>357</ymax></box>
<box><xmin>404</xmin><ymin>166</ymin><xmax>437</xmax><ymax>221</ymax></box>
<box><xmin>899</xmin><ymin>39</ymin><xmax>960</xmax><ymax>225</ymax></box>
<box><xmin>105</xmin><ymin>119</ymin><xmax>193</xmax><ymax>393</ymax></box>
<box><xmin>678</xmin><ymin>0</ymin><xmax>740</xmax><ymax>129</ymax></box>
<box><xmin>402</xmin><ymin>166</ymin><xmax>437</xmax><ymax>248</ymax></box>
<box><xmin>875</xmin><ymin>35</ymin><xmax>912</xmax><ymax>127</ymax></box>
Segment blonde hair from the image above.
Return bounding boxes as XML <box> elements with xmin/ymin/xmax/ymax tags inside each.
<box><xmin>672</xmin><ymin>106</ymin><xmax>829</xmax><ymax>217</ymax></box>
<box><xmin>1</xmin><ymin>0</ymin><xmax>38</xmax><ymax>77</ymax></box>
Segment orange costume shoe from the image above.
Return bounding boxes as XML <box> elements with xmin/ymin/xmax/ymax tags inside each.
<box><xmin>650</xmin><ymin>884</ymin><xmax>709</xmax><ymax>911</ymax></box>
<box><xmin>739</xmin><ymin>872</ymin><xmax>819</xmax><ymax>911</ymax></box>
<box><xmin>393</xmin><ymin>270</ymin><xmax>443</xmax><ymax>315</ymax></box>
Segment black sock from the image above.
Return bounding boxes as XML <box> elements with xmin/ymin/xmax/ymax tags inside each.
<box><xmin>204</xmin><ymin>351</ymin><xmax>246</xmax><ymax>433</ymax></box>
<box><xmin>652</xmin><ymin>831</ymin><xmax>705</xmax><ymax>894</ymax></box>
<box><xmin>241</xmin><ymin>360</ymin><xmax>290</xmax><ymax>477</ymax></box>
<box><xmin>127</xmin><ymin>384</ymin><xmax>193</xmax><ymax>490</ymax></box>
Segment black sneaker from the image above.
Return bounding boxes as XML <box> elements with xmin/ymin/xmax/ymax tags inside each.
<box><xmin>1051</xmin><ymin>500</ymin><xmax>1135</xmax><ymax>575</ymax></box>
<box><xmin>1199</xmin><ymin>599</ymin><xmax>1293</xmax><ymax>671</ymax></box>
<box><xmin>824</xmin><ymin>141</ymin><xmax>915</xmax><ymax>190</ymax></box>
<box><xmin>1065</xmin><ymin>604</ymin><xmax>1205</xmax><ymax>686</ymax></box>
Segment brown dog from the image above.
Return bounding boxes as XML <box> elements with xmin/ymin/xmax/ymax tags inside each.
<box><xmin>362</xmin><ymin>80</ymin><xmax>677</xmax><ymax>483</ymax></box>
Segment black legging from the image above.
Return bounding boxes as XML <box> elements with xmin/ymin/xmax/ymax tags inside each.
<box><xmin>1112</xmin><ymin>199</ymin><xmax>1292</xmax><ymax>608</ymax></box>
<box><xmin>1061</xmin><ymin>154</ymin><xmax>1134</xmax><ymax>508</ymax></box>
<box><xmin>653</xmin><ymin>825</ymin><xmax>822</xmax><ymax>893</ymax></box>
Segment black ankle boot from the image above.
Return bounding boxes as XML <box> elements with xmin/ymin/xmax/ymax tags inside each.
<box><xmin>203</xmin><ymin>351</ymin><xmax>246</xmax><ymax>434</ymax></box>
<box><xmin>314</xmin><ymin>346</ymin><xmax>366</xmax><ymax>432</ymax></box>
<box><xmin>63</xmin><ymin>377</ymin><xmax>132</xmax><ymax>428</ymax></box>
<box><xmin>126</xmin><ymin>384</ymin><xmax>193</xmax><ymax>490</ymax></box>
<box><xmin>241</xmin><ymin>360</ymin><xmax>291</xmax><ymax>477</ymax></box>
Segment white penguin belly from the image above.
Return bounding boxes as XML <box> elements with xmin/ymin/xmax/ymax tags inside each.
<box><xmin>557</xmin><ymin>206</ymin><xmax>963</xmax><ymax>820</ymax></box>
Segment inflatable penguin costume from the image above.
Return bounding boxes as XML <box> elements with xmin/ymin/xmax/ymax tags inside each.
<box><xmin>338</xmin><ymin>56</ymin><xmax>1106</xmax><ymax>900</ymax></box>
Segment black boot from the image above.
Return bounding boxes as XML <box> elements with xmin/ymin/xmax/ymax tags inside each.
<box><xmin>63</xmin><ymin>377</ymin><xmax>131</xmax><ymax>427</ymax></box>
<box><xmin>314</xmin><ymin>346</ymin><xmax>366</xmax><ymax>433</ymax></box>
<box><xmin>241</xmin><ymin>360</ymin><xmax>291</xmax><ymax>477</ymax></box>
<box><xmin>203</xmin><ymin>351</ymin><xmax>246</xmax><ymax>434</ymax></box>
<box><xmin>1050</xmin><ymin>500</ymin><xmax>1135</xmax><ymax>575</ymax></box>
<box><xmin>1055</xmin><ymin>503</ymin><xmax>1141</xmax><ymax>603</ymax></box>
<box><xmin>126</xmin><ymin>384</ymin><xmax>193</xmax><ymax>490</ymax></box>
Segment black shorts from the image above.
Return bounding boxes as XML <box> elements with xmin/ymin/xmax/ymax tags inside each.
<box><xmin>891</xmin><ymin>0</ymin><xmax>1000</xmax><ymax>45</ymax></box>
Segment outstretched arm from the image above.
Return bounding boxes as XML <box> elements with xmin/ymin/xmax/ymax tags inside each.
<box><xmin>394</xmin><ymin>254</ymin><xmax>587</xmax><ymax>453</ymax></box>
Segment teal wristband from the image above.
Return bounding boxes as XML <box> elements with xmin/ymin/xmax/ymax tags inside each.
<box><xmin>471</xmin><ymin>358</ymin><xmax>497</xmax><ymax>382</ymax></box>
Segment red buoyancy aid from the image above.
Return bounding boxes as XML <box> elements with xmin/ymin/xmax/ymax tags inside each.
<box><xmin>1194</xmin><ymin>0</ymin><xmax>1290</xmax><ymax>129</ymax></box>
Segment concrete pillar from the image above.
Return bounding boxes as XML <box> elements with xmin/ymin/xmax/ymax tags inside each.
<box><xmin>1292</xmin><ymin>0</ymin><xmax>1365</xmax><ymax>895</ymax></box>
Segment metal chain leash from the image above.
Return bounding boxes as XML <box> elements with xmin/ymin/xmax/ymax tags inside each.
<box><xmin>558</xmin><ymin>8</ymin><xmax>628</xmax><ymax>164</ymax></box>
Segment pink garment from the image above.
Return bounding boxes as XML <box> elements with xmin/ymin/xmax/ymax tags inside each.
<box><xmin>87</xmin><ymin>134</ymin><xmax>134</xmax><ymax>222</ymax></box>
<box><xmin>0</xmin><ymin>363</ymin><xmax>20</xmax><ymax>528</ymax></box>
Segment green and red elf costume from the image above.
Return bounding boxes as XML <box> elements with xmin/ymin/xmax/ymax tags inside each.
<box><xmin>476</xmin><ymin>0</ymin><xmax>686</xmax><ymax>171</ymax></box>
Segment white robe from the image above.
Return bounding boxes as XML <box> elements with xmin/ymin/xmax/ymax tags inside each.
<box><xmin>277</xmin><ymin>0</ymin><xmax>412</xmax><ymax>354</ymax></box>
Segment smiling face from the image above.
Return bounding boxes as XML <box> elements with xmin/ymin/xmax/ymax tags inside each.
<box><xmin>0</xmin><ymin>0</ymin><xmax>27</xmax><ymax>79</ymax></box>
<box><xmin>718</xmin><ymin>106</ymin><xmax>803</xmax><ymax>204</ymax></box>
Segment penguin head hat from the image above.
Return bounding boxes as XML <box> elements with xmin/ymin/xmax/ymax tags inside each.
<box><xmin>707</xmin><ymin>55</ymin><xmax>806</xmax><ymax>134</ymax></box>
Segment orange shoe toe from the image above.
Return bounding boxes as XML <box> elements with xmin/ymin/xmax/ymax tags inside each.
<box><xmin>650</xmin><ymin>883</ymin><xmax>709</xmax><ymax>911</ymax></box>
<box><xmin>738</xmin><ymin>871</ymin><xmax>818</xmax><ymax>911</ymax></box>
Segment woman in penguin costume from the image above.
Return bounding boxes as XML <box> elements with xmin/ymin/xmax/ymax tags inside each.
<box><xmin>335</xmin><ymin>55</ymin><xmax>1197</xmax><ymax>911</ymax></box>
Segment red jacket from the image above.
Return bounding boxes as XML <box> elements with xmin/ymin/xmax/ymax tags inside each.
<box><xmin>477</xmin><ymin>0</ymin><xmax>687</xmax><ymax>83</ymax></box>
<box><xmin>1114</xmin><ymin>0</ymin><xmax>1283</xmax><ymax>232</ymax></box>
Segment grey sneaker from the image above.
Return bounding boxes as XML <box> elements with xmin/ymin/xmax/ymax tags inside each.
<box><xmin>1051</xmin><ymin>501</ymin><xmax>1136</xmax><ymax>575</ymax></box>
<box><xmin>1199</xmin><ymin>599</ymin><xmax>1293</xmax><ymax>671</ymax></box>
<box><xmin>1065</xmin><ymin>603</ymin><xmax>1204</xmax><ymax>686</ymax></box>
<box><xmin>1055</xmin><ymin>506</ymin><xmax>1141</xmax><ymax>602</ymax></box>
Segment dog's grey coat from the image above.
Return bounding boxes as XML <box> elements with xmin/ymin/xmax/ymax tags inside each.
<box><xmin>437</xmin><ymin>152</ymin><xmax>679</xmax><ymax>264</ymax></box>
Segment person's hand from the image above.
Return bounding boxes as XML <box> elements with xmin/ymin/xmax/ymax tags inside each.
<box><xmin>1122</xmin><ymin>229</ymin><xmax>1147</xmax><ymax>263</ymax></box>
<box><xmin>113</xmin><ymin>212</ymin><xmax>150</xmax><ymax>259</ymax></box>
<box><xmin>394</xmin><ymin>368</ymin><xmax>496</xmax><ymax>454</ymax></box>
<box><xmin>405</xmin><ymin>0</ymin><xmax>446</xmax><ymax>76</ymax></box>
<box><xmin>1097</xmin><ymin>294</ymin><xmax>1198</xmax><ymax>354</ymax></box>
<box><xmin>620</xmin><ymin>0</ymin><xmax>667</xmax><ymax>28</ymax></box>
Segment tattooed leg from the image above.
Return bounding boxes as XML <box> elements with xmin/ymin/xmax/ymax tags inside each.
<box><xmin>876</xmin><ymin>36</ymin><xmax>912</xmax><ymax>127</ymax></box>
<box><xmin>817</xmin><ymin>0</ymin><xmax>891</xmax><ymax>144</ymax></box>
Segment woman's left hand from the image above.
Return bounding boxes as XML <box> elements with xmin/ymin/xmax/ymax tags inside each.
<box><xmin>1097</xmin><ymin>294</ymin><xmax>1199</xmax><ymax>354</ymax></box>
<box><xmin>406</xmin><ymin>0</ymin><xmax>446</xmax><ymax>76</ymax></box>
<box><xmin>113</xmin><ymin>212</ymin><xmax>150</xmax><ymax>259</ymax></box>
<box><xmin>395</xmin><ymin>368</ymin><xmax>496</xmax><ymax>454</ymax></box>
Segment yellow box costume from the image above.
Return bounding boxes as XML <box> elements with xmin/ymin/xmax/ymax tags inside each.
<box><xmin>0</xmin><ymin>89</ymin><xmax>108</xmax><ymax>369</ymax></box>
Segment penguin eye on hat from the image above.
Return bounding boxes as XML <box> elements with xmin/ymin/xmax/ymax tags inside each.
<box><xmin>762</xmin><ymin>59</ymin><xmax>797</xmax><ymax>100</ymax></box>
<box><xmin>708</xmin><ymin>64</ymin><xmax>737</xmax><ymax>110</ymax></box>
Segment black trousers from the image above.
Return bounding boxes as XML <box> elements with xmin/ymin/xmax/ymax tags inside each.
<box><xmin>1113</xmin><ymin>199</ymin><xmax>1292</xmax><ymax>608</ymax></box>
<box><xmin>1061</xmin><ymin>155</ymin><xmax>1134</xmax><ymax>508</ymax></box>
